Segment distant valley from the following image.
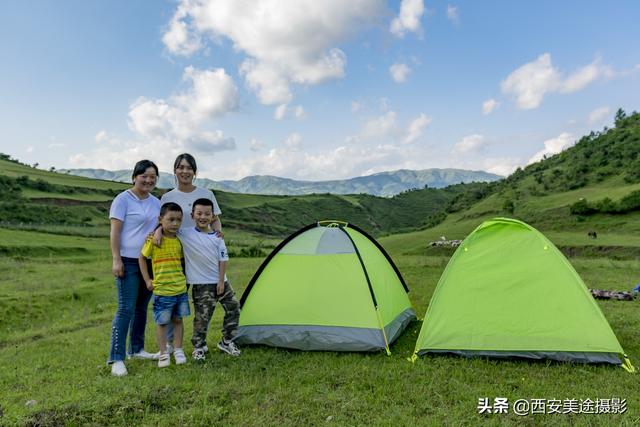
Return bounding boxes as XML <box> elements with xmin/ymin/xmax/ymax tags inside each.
<box><xmin>59</xmin><ymin>168</ymin><xmax>502</xmax><ymax>197</ymax></box>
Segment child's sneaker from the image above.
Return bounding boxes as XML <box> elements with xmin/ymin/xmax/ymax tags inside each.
<box><xmin>158</xmin><ymin>352</ymin><xmax>170</xmax><ymax>368</ymax></box>
<box><xmin>192</xmin><ymin>347</ymin><xmax>206</xmax><ymax>361</ymax></box>
<box><xmin>217</xmin><ymin>339</ymin><xmax>241</xmax><ymax>357</ymax></box>
<box><xmin>111</xmin><ymin>361</ymin><xmax>128</xmax><ymax>377</ymax></box>
<box><xmin>174</xmin><ymin>348</ymin><xmax>187</xmax><ymax>365</ymax></box>
<box><xmin>128</xmin><ymin>349</ymin><xmax>160</xmax><ymax>360</ymax></box>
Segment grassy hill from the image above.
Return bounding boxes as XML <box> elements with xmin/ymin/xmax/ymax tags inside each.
<box><xmin>377</xmin><ymin>109</ymin><xmax>640</xmax><ymax>260</ymax></box>
<box><xmin>0</xmin><ymin>156</ymin><xmax>468</xmax><ymax>237</ymax></box>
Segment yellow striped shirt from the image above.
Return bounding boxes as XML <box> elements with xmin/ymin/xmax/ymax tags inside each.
<box><xmin>141</xmin><ymin>237</ymin><xmax>186</xmax><ymax>296</ymax></box>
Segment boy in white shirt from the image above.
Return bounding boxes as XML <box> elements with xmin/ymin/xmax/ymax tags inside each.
<box><xmin>180</xmin><ymin>198</ymin><xmax>241</xmax><ymax>360</ymax></box>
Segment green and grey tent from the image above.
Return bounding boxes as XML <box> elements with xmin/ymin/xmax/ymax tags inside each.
<box><xmin>236</xmin><ymin>221</ymin><xmax>415</xmax><ymax>353</ymax></box>
<box><xmin>413</xmin><ymin>218</ymin><xmax>634</xmax><ymax>372</ymax></box>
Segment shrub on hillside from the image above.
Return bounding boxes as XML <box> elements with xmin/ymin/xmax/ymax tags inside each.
<box><xmin>569</xmin><ymin>199</ymin><xmax>596</xmax><ymax>215</ymax></box>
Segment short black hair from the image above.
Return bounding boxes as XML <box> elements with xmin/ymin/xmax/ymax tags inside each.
<box><xmin>132</xmin><ymin>159</ymin><xmax>159</xmax><ymax>180</ymax></box>
<box><xmin>160</xmin><ymin>202</ymin><xmax>183</xmax><ymax>217</ymax></box>
<box><xmin>174</xmin><ymin>153</ymin><xmax>197</xmax><ymax>173</ymax></box>
<box><xmin>192</xmin><ymin>198</ymin><xmax>214</xmax><ymax>213</ymax></box>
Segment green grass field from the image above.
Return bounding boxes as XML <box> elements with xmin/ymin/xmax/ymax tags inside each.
<box><xmin>1</xmin><ymin>226</ymin><xmax>640</xmax><ymax>426</ymax></box>
<box><xmin>0</xmin><ymin>159</ymin><xmax>129</xmax><ymax>191</ymax></box>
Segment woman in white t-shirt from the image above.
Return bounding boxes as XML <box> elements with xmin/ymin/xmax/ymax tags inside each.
<box><xmin>108</xmin><ymin>160</ymin><xmax>161</xmax><ymax>377</ymax></box>
<box><xmin>160</xmin><ymin>153</ymin><xmax>222</xmax><ymax>232</ymax></box>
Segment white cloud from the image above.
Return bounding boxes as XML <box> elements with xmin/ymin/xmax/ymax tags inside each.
<box><xmin>274</xmin><ymin>104</ymin><xmax>287</xmax><ymax>120</ymax></box>
<box><xmin>186</xmin><ymin>131</ymin><xmax>236</xmax><ymax>153</ymax></box>
<box><xmin>351</xmin><ymin>101</ymin><xmax>362</xmax><ymax>113</ymax></box>
<box><xmin>482</xmin><ymin>158</ymin><xmax>520</xmax><ymax>176</ymax></box>
<box><xmin>249</xmin><ymin>138</ymin><xmax>265</xmax><ymax>152</ymax></box>
<box><xmin>446</xmin><ymin>5</ymin><xmax>459</xmax><ymax>24</ymax></box>
<box><xmin>284</xmin><ymin>133</ymin><xmax>303</xmax><ymax>151</ymax></box>
<box><xmin>294</xmin><ymin>105</ymin><xmax>306</xmax><ymax>119</ymax></box>
<box><xmin>560</xmin><ymin>59</ymin><xmax>612</xmax><ymax>93</ymax></box>
<box><xmin>501</xmin><ymin>54</ymin><xmax>612</xmax><ymax>109</ymax></box>
<box><xmin>482</xmin><ymin>99</ymin><xmax>499</xmax><ymax>115</ymax></box>
<box><xmin>347</xmin><ymin>111</ymin><xmax>398</xmax><ymax>143</ymax></box>
<box><xmin>453</xmin><ymin>134</ymin><xmax>488</xmax><ymax>155</ymax></box>
<box><xmin>26</xmin><ymin>146</ymin><xmax>34</xmax><ymax>153</ymax></box>
<box><xmin>162</xmin><ymin>1</ymin><xmax>202</xmax><ymax>56</ymax></box>
<box><xmin>95</xmin><ymin>130</ymin><xmax>108</xmax><ymax>143</ymax></box>
<box><xmin>403</xmin><ymin>113</ymin><xmax>431</xmax><ymax>144</ymax></box>
<box><xmin>127</xmin><ymin>66</ymin><xmax>238</xmax><ymax>141</ymax></box>
<box><xmin>71</xmin><ymin>66</ymin><xmax>238</xmax><ymax>171</ymax></box>
<box><xmin>588</xmin><ymin>106</ymin><xmax>610</xmax><ymax>124</ymax></box>
<box><xmin>165</xmin><ymin>0</ymin><xmax>385</xmax><ymax>105</ymax></box>
<box><xmin>501</xmin><ymin>53</ymin><xmax>561</xmax><ymax>110</ymax></box>
<box><xmin>274</xmin><ymin>104</ymin><xmax>306</xmax><ymax>120</ymax></box>
<box><xmin>528</xmin><ymin>132</ymin><xmax>575</xmax><ymax>164</ymax></box>
<box><xmin>390</xmin><ymin>62</ymin><xmax>411</xmax><ymax>83</ymax></box>
<box><xmin>390</xmin><ymin>0</ymin><xmax>425</xmax><ymax>38</ymax></box>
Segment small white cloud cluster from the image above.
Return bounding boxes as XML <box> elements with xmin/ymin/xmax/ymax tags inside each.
<box><xmin>390</xmin><ymin>0</ymin><xmax>425</xmax><ymax>38</ymax></box>
<box><xmin>453</xmin><ymin>134</ymin><xmax>487</xmax><ymax>155</ymax></box>
<box><xmin>588</xmin><ymin>106</ymin><xmax>610</xmax><ymax>124</ymax></box>
<box><xmin>528</xmin><ymin>132</ymin><xmax>575</xmax><ymax>164</ymax></box>
<box><xmin>389</xmin><ymin>62</ymin><xmax>411</xmax><ymax>83</ymax></box>
<box><xmin>501</xmin><ymin>53</ymin><xmax>612</xmax><ymax>109</ymax></box>
<box><xmin>482</xmin><ymin>99</ymin><xmax>499</xmax><ymax>115</ymax></box>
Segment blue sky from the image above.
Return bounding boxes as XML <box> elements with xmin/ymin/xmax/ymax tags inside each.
<box><xmin>1</xmin><ymin>0</ymin><xmax>639</xmax><ymax>180</ymax></box>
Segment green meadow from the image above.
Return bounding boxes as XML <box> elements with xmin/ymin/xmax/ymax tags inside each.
<box><xmin>1</xmin><ymin>225</ymin><xmax>640</xmax><ymax>426</ymax></box>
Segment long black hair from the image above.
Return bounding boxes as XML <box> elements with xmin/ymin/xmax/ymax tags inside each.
<box><xmin>173</xmin><ymin>153</ymin><xmax>197</xmax><ymax>174</ymax></box>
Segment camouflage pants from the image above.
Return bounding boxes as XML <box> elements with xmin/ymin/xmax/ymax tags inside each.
<box><xmin>191</xmin><ymin>281</ymin><xmax>240</xmax><ymax>348</ymax></box>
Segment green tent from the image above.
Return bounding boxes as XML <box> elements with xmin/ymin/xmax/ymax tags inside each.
<box><xmin>413</xmin><ymin>218</ymin><xmax>634</xmax><ymax>371</ymax></box>
<box><xmin>236</xmin><ymin>221</ymin><xmax>415</xmax><ymax>353</ymax></box>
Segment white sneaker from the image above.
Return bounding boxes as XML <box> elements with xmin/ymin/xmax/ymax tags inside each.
<box><xmin>158</xmin><ymin>352</ymin><xmax>170</xmax><ymax>368</ymax></box>
<box><xmin>111</xmin><ymin>361</ymin><xmax>128</xmax><ymax>377</ymax></box>
<box><xmin>174</xmin><ymin>348</ymin><xmax>187</xmax><ymax>365</ymax></box>
<box><xmin>217</xmin><ymin>339</ymin><xmax>241</xmax><ymax>357</ymax></box>
<box><xmin>167</xmin><ymin>343</ymin><xmax>174</xmax><ymax>354</ymax></box>
<box><xmin>192</xmin><ymin>347</ymin><xmax>206</xmax><ymax>361</ymax></box>
<box><xmin>128</xmin><ymin>350</ymin><xmax>160</xmax><ymax>360</ymax></box>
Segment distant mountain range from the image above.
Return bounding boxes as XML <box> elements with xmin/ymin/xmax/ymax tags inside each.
<box><xmin>59</xmin><ymin>168</ymin><xmax>502</xmax><ymax>197</ymax></box>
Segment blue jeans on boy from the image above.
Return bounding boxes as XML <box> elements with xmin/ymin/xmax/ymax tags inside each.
<box><xmin>165</xmin><ymin>284</ymin><xmax>190</xmax><ymax>345</ymax></box>
<box><xmin>108</xmin><ymin>257</ymin><xmax>153</xmax><ymax>363</ymax></box>
<box><xmin>153</xmin><ymin>292</ymin><xmax>191</xmax><ymax>325</ymax></box>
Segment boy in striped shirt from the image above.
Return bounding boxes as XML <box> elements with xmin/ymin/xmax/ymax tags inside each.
<box><xmin>139</xmin><ymin>202</ymin><xmax>190</xmax><ymax>368</ymax></box>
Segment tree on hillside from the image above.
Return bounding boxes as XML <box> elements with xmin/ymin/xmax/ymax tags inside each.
<box><xmin>615</xmin><ymin>108</ymin><xmax>627</xmax><ymax>127</ymax></box>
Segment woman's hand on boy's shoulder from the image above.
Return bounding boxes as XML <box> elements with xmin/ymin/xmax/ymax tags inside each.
<box><xmin>152</xmin><ymin>227</ymin><xmax>163</xmax><ymax>247</ymax></box>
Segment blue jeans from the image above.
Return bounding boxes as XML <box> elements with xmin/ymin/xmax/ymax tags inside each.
<box><xmin>166</xmin><ymin>284</ymin><xmax>190</xmax><ymax>344</ymax></box>
<box><xmin>153</xmin><ymin>292</ymin><xmax>191</xmax><ymax>325</ymax></box>
<box><xmin>108</xmin><ymin>257</ymin><xmax>153</xmax><ymax>363</ymax></box>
